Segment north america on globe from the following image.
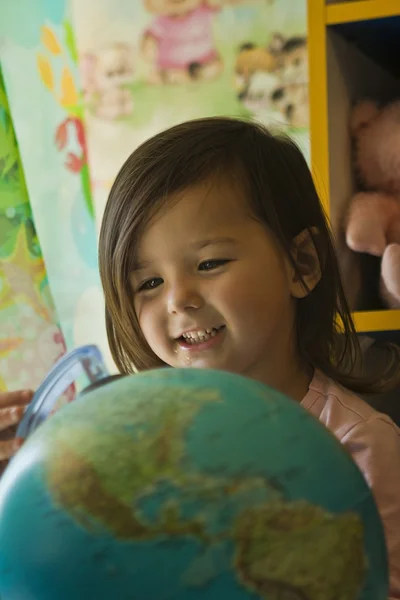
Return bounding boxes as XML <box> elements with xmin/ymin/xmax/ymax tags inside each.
<box><xmin>43</xmin><ymin>380</ymin><xmax>366</xmax><ymax>600</ymax></box>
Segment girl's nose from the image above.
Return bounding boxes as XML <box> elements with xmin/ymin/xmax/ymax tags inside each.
<box><xmin>167</xmin><ymin>281</ymin><xmax>204</xmax><ymax>315</ymax></box>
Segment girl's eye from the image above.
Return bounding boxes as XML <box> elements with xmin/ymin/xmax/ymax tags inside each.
<box><xmin>199</xmin><ymin>259</ymin><xmax>229</xmax><ymax>271</ymax></box>
<box><xmin>138</xmin><ymin>277</ymin><xmax>163</xmax><ymax>292</ymax></box>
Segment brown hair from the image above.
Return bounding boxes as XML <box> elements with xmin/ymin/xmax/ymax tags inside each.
<box><xmin>99</xmin><ymin>116</ymin><xmax>399</xmax><ymax>394</ymax></box>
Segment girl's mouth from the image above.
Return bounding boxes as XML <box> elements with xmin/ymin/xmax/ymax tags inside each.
<box><xmin>176</xmin><ymin>326</ymin><xmax>226</xmax><ymax>350</ymax></box>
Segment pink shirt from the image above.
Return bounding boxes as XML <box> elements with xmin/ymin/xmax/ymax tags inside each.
<box><xmin>146</xmin><ymin>5</ymin><xmax>218</xmax><ymax>70</ymax></box>
<box><xmin>302</xmin><ymin>371</ymin><xmax>400</xmax><ymax>599</ymax></box>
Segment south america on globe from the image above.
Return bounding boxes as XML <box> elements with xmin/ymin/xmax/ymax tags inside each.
<box><xmin>0</xmin><ymin>368</ymin><xmax>389</xmax><ymax>599</ymax></box>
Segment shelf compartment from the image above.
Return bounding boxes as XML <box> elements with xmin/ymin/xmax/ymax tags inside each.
<box><xmin>326</xmin><ymin>26</ymin><xmax>400</xmax><ymax>312</ymax></box>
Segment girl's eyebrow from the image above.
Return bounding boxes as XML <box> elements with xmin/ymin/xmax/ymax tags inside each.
<box><xmin>131</xmin><ymin>259</ymin><xmax>153</xmax><ymax>272</ymax></box>
<box><xmin>191</xmin><ymin>237</ymin><xmax>238</xmax><ymax>250</ymax></box>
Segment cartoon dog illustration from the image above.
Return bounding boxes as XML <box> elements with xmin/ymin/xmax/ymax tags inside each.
<box><xmin>279</xmin><ymin>36</ymin><xmax>308</xmax><ymax>85</ymax></box>
<box><xmin>272</xmin><ymin>36</ymin><xmax>309</xmax><ymax>128</ymax></box>
<box><xmin>80</xmin><ymin>43</ymin><xmax>134</xmax><ymax>120</ymax></box>
<box><xmin>234</xmin><ymin>40</ymin><xmax>282</xmax><ymax>101</ymax></box>
<box><xmin>235</xmin><ymin>34</ymin><xmax>309</xmax><ymax>129</ymax></box>
<box><xmin>271</xmin><ymin>81</ymin><xmax>309</xmax><ymax>128</ymax></box>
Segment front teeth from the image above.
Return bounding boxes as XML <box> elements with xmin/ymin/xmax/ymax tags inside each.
<box><xmin>182</xmin><ymin>328</ymin><xmax>218</xmax><ymax>343</ymax></box>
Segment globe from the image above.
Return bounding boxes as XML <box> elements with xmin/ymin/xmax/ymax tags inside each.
<box><xmin>0</xmin><ymin>368</ymin><xmax>388</xmax><ymax>599</ymax></box>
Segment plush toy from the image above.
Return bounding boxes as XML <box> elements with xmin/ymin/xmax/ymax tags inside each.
<box><xmin>345</xmin><ymin>99</ymin><xmax>400</xmax><ymax>308</ymax></box>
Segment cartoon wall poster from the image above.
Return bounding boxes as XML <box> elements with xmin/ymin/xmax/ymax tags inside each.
<box><xmin>71</xmin><ymin>0</ymin><xmax>309</xmax><ymax>234</ymax></box>
<box><xmin>0</xmin><ymin>68</ymin><xmax>68</xmax><ymax>392</ymax></box>
<box><xmin>0</xmin><ymin>1</ymin><xmax>115</xmax><ymax>372</ymax></box>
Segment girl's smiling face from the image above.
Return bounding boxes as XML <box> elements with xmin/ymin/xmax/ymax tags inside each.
<box><xmin>131</xmin><ymin>177</ymin><xmax>312</xmax><ymax>396</ymax></box>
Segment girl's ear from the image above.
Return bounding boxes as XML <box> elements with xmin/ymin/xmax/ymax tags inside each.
<box><xmin>288</xmin><ymin>227</ymin><xmax>322</xmax><ymax>298</ymax></box>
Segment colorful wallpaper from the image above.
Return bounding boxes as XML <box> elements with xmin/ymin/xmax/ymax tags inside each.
<box><xmin>72</xmin><ymin>0</ymin><xmax>309</xmax><ymax>230</ymax></box>
<box><xmin>0</xmin><ymin>68</ymin><xmax>67</xmax><ymax>391</ymax></box>
<box><xmin>1</xmin><ymin>1</ymin><xmax>115</xmax><ymax>385</ymax></box>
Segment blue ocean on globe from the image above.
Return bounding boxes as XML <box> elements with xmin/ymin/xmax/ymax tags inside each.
<box><xmin>0</xmin><ymin>368</ymin><xmax>389</xmax><ymax>599</ymax></box>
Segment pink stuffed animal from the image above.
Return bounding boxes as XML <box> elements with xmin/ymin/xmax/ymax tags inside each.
<box><xmin>345</xmin><ymin>99</ymin><xmax>400</xmax><ymax>308</ymax></box>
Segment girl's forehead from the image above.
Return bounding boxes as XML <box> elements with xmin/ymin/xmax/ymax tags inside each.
<box><xmin>149</xmin><ymin>178</ymin><xmax>250</xmax><ymax>230</ymax></box>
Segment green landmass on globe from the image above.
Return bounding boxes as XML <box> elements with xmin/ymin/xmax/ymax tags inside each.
<box><xmin>234</xmin><ymin>500</ymin><xmax>366</xmax><ymax>599</ymax></box>
<box><xmin>43</xmin><ymin>381</ymin><xmax>367</xmax><ymax>599</ymax></box>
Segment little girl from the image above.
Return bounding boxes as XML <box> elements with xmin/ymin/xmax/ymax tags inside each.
<box><xmin>99</xmin><ymin>117</ymin><xmax>400</xmax><ymax>598</ymax></box>
<box><xmin>3</xmin><ymin>117</ymin><xmax>400</xmax><ymax>596</ymax></box>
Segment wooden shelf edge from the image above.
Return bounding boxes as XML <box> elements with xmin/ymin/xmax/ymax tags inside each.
<box><xmin>353</xmin><ymin>310</ymin><xmax>400</xmax><ymax>332</ymax></box>
<box><xmin>326</xmin><ymin>0</ymin><xmax>400</xmax><ymax>25</ymax></box>
<box><xmin>308</xmin><ymin>0</ymin><xmax>330</xmax><ymax>213</ymax></box>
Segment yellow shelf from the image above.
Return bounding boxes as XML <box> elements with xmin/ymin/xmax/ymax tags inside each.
<box><xmin>326</xmin><ymin>0</ymin><xmax>400</xmax><ymax>26</ymax></box>
<box><xmin>308</xmin><ymin>0</ymin><xmax>330</xmax><ymax>213</ymax></box>
<box><xmin>353</xmin><ymin>310</ymin><xmax>400</xmax><ymax>333</ymax></box>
